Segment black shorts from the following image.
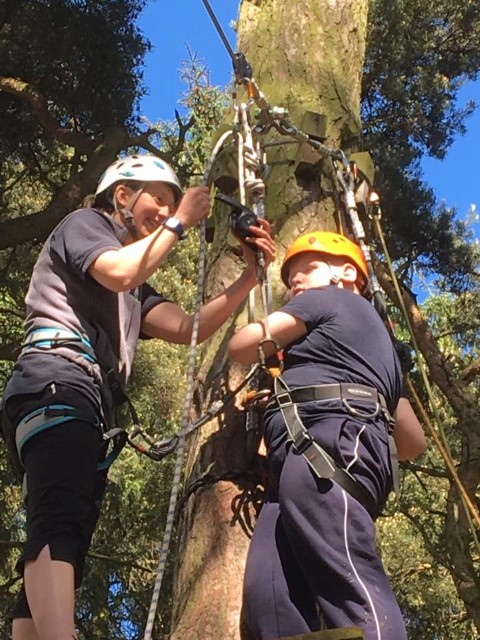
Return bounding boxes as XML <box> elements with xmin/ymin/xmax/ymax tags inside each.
<box><xmin>2</xmin><ymin>385</ymin><xmax>107</xmax><ymax>619</ymax></box>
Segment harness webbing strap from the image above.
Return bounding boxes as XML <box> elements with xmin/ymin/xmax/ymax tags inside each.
<box><xmin>16</xmin><ymin>404</ymin><xmax>79</xmax><ymax>462</ymax></box>
<box><xmin>15</xmin><ymin>404</ymin><xmax>126</xmax><ymax>471</ymax></box>
<box><xmin>22</xmin><ymin>327</ymin><xmax>97</xmax><ymax>363</ymax></box>
<box><xmin>272</xmin><ymin>376</ymin><xmax>397</xmax><ymax>518</ymax></box>
<box><xmin>18</xmin><ymin>327</ymin><xmax>133</xmax><ymax>468</ymax></box>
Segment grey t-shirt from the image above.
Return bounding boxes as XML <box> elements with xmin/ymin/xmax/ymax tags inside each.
<box><xmin>3</xmin><ymin>208</ymin><xmax>167</xmax><ymax>410</ymax></box>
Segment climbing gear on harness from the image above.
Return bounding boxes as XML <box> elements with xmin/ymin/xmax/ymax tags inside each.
<box><xmin>269</xmin><ymin>376</ymin><xmax>400</xmax><ymax>517</ymax></box>
<box><xmin>281</xmin><ymin>231</ymin><xmax>368</xmax><ymax>291</ymax></box>
<box><xmin>258</xmin><ymin>338</ymin><xmax>283</xmax><ymax>378</ymax></box>
<box><xmin>96</xmin><ymin>154</ymin><xmax>182</xmax><ymax>203</ymax></box>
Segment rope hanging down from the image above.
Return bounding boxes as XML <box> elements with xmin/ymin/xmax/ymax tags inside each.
<box><xmin>143</xmin><ymin>131</ymin><xmax>233</xmax><ymax>640</ymax></box>
<box><xmin>143</xmin><ymin>110</ymin><xmax>274</xmax><ymax>631</ymax></box>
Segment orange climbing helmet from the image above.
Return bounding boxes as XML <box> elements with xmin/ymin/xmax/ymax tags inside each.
<box><xmin>281</xmin><ymin>231</ymin><xmax>368</xmax><ymax>290</ymax></box>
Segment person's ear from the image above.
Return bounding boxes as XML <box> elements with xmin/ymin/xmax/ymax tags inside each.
<box><xmin>340</xmin><ymin>262</ymin><xmax>357</xmax><ymax>284</ymax></box>
<box><xmin>113</xmin><ymin>184</ymin><xmax>132</xmax><ymax>208</ymax></box>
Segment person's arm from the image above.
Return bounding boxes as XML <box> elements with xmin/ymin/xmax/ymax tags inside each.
<box><xmin>142</xmin><ymin>269</ymin><xmax>258</xmax><ymax>343</ymax></box>
<box><xmin>393</xmin><ymin>397</ymin><xmax>427</xmax><ymax>461</ymax></box>
<box><xmin>88</xmin><ymin>187</ymin><xmax>211</xmax><ymax>292</ymax></box>
<box><xmin>141</xmin><ymin>219</ymin><xmax>277</xmax><ymax>343</ymax></box>
<box><xmin>228</xmin><ymin>310</ymin><xmax>306</xmax><ymax>364</ymax></box>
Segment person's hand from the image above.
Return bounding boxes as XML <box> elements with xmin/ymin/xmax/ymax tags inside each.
<box><xmin>175</xmin><ymin>186</ymin><xmax>210</xmax><ymax>228</ymax></box>
<box><xmin>239</xmin><ymin>218</ymin><xmax>276</xmax><ymax>272</ymax></box>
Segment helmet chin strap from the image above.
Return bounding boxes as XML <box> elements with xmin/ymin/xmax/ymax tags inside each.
<box><xmin>114</xmin><ymin>186</ymin><xmax>145</xmax><ymax>240</ymax></box>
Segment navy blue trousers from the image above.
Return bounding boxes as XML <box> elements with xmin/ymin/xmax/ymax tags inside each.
<box><xmin>242</xmin><ymin>413</ymin><xmax>407</xmax><ymax>640</ymax></box>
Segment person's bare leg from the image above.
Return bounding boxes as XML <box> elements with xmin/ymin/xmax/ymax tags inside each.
<box><xmin>23</xmin><ymin>544</ymin><xmax>77</xmax><ymax>640</ymax></box>
<box><xmin>12</xmin><ymin>618</ymin><xmax>40</xmax><ymax>640</ymax></box>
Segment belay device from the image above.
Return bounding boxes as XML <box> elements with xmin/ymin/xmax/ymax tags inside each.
<box><xmin>215</xmin><ymin>192</ymin><xmax>261</xmax><ymax>249</ymax></box>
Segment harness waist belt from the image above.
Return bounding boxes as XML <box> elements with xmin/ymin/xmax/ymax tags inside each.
<box><xmin>22</xmin><ymin>327</ymin><xmax>96</xmax><ymax>363</ymax></box>
<box><xmin>289</xmin><ymin>382</ymin><xmax>386</xmax><ymax>403</ymax></box>
<box><xmin>271</xmin><ymin>383</ymin><xmax>391</xmax><ymax>422</ymax></box>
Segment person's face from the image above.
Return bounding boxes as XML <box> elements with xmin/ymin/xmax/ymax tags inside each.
<box><xmin>286</xmin><ymin>253</ymin><xmax>334</xmax><ymax>296</ymax></box>
<box><xmin>117</xmin><ymin>181</ymin><xmax>177</xmax><ymax>238</ymax></box>
<box><xmin>286</xmin><ymin>252</ymin><xmax>357</xmax><ymax>296</ymax></box>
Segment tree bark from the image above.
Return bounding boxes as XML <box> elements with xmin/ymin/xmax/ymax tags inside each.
<box><xmin>170</xmin><ymin>1</ymin><xmax>369</xmax><ymax>638</ymax></box>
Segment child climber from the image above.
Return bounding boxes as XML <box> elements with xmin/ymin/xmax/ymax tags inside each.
<box><xmin>1</xmin><ymin>153</ymin><xmax>275</xmax><ymax>640</ymax></box>
<box><xmin>228</xmin><ymin>230</ymin><xmax>426</xmax><ymax>640</ymax></box>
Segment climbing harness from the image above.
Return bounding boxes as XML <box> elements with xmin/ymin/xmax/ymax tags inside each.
<box><xmin>15</xmin><ymin>405</ymin><xmax>96</xmax><ymax>463</ymax></box>
<box><xmin>257</xmin><ymin>339</ymin><xmax>400</xmax><ymax>516</ymax></box>
<box><xmin>18</xmin><ymin>327</ymin><xmax>130</xmax><ymax>471</ymax></box>
<box><xmin>22</xmin><ymin>327</ymin><xmax>96</xmax><ymax>363</ymax></box>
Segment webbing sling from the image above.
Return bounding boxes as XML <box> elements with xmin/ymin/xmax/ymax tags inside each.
<box><xmin>272</xmin><ymin>376</ymin><xmax>400</xmax><ymax>518</ymax></box>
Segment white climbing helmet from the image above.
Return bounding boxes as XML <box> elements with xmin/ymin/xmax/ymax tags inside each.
<box><xmin>95</xmin><ymin>154</ymin><xmax>182</xmax><ymax>202</ymax></box>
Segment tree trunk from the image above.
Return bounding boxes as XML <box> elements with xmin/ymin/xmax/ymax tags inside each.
<box><xmin>170</xmin><ymin>1</ymin><xmax>369</xmax><ymax>638</ymax></box>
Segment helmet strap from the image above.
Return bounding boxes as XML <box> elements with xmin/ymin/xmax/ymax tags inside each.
<box><xmin>114</xmin><ymin>185</ymin><xmax>144</xmax><ymax>240</ymax></box>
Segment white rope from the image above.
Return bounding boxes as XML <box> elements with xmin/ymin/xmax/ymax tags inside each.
<box><xmin>143</xmin><ymin>131</ymin><xmax>235</xmax><ymax>640</ymax></box>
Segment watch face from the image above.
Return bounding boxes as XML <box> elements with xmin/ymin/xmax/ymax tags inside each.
<box><xmin>164</xmin><ymin>217</ymin><xmax>184</xmax><ymax>237</ymax></box>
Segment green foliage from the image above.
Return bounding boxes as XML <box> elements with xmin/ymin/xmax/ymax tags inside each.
<box><xmin>0</xmin><ymin>0</ymin><xmax>149</xmax><ymax>161</ymax></box>
<box><xmin>379</xmin><ymin>509</ymin><xmax>476</xmax><ymax>639</ymax></box>
<box><xmin>373</xmin><ymin>284</ymin><xmax>480</xmax><ymax>638</ymax></box>
<box><xmin>362</xmin><ymin>0</ymin><xmax>480</xmax><ymax>292</ymax></box>
<box><xmin>363</xmin><ymin>1</ymin><xmax>480</xmax><ymax>160</ymax></box>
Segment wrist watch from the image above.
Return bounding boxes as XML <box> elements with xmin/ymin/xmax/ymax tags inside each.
<box><xmin>162</xmin><ymin>216</ymin><xmax>185</xmax><ymax>239</ymax></box>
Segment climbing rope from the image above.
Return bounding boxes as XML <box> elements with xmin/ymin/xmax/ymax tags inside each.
<box><xmin>143</xmin><ymin>131</ymin><xmax>235</xmax><ymax>639</ymax></box>
<box><xmin>142</xmin><ymin>222</ymin><xmax>206</xmax><ymax>640</ymax></box>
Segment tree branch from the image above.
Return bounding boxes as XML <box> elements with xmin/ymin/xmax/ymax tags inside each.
<box><xmin>0</xmin><ymin>128</ymin><xmax>129</xmax><ymax>248</ymax></box>
<box><xmin>459</xmin><ymin>358</ymin><xmax>480</xmax><ymax>384</ymax></box>
<box><xmin>129</xmin><ymin>113</ymin><xmax>195</xmax><ymax>162</ymax></box>
<box><xmin>0</xmin><ymin>76</ymin><xmax>95</xmax><ymax>154</ymax></box>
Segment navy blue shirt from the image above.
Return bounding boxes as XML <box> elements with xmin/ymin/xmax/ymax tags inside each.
<box><xmin>264</xmin><ymin>286</ymin><xmax>402</xmax><ymax>451</ymax></box>
<box><xmin>279</xmin><ymin>286</ymin><xmax>401</xmax><ymax>411</ymax></box>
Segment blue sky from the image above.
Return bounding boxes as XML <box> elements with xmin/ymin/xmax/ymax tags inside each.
<box><xmin>138</xmin><ymin>0</ymin><xmax>479</xmax><ymax>223</ymax></box>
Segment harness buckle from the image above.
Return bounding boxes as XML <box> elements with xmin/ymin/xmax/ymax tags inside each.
<box><xmin>275</xmin><ymin>391</ymin><xmax>292</xmax><ymax>407</ymax></box>
<box><xmin>242</xmin><ymin>388</ymin><xmax>271</xmax><ymax>408</ymax></box>
<box><xmin>293</xmin><ymin>429</ymin><xmax>314</xmax><ymax>455</ymax></box>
